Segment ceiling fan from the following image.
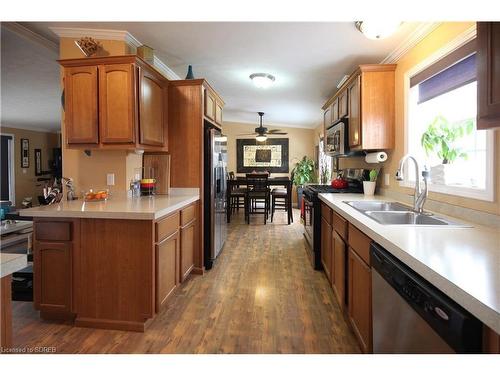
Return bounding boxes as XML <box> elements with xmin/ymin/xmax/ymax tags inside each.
<box><xmin>238</xmin><ymin>112</ymin><xmax>287</xmax><ymax>141</ymax></box>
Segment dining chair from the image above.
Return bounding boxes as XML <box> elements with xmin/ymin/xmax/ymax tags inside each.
<box><xmin>245</xmin><ymin>173</ymin><xmax>270</xmax><ymax>224</ymax></box>
<box><xmin>227</xmin><ymin>171</ymin><xmax>245</xmax><ymax>214</ymax></box>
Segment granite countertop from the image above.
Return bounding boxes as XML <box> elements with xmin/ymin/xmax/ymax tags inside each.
<box><xmin>19</xmin><ymin>193</ymin><xmax>200</xmax><ymax>220</ymax></box>
<box><xmin>318</xmin><ymin>193</ymin><xmax>500</xmax><ymax>334</ymax></box>
<box><xmin>0</xmin><ymin>253</ymin><xmax>27</xmax><ymax>278</ymax></box>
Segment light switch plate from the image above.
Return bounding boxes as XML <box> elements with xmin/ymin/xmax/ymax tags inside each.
<box><xmin>384</xmin><ymin>173</ymin><xmax>390</xmax><ymax>186</ymax></box>
<box><xmin>107</xmin><ymin>173</ymin><xmax>115</xmax><ymax>186</ymax></box>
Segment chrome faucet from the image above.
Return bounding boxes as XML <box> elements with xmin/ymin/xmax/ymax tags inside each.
<box><xmin>395</xmin><ymin>155</ymin><xmax>429</xmax><ymax>214</ymax></box>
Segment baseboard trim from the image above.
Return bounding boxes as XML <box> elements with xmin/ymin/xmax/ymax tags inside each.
<box><xmin>75</xmin><ymin>317</ymin><xmax>147</xmax><ymax>332</ymax></box>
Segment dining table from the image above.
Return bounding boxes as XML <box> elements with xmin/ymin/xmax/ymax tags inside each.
<box><xmin>226</xmin><ymin>176</ymin><xmax>293</xmax><ymax>224</ymax></box>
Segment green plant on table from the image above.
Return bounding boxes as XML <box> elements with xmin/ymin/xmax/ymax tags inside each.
<box><xmin>291</xmin><ymin>156</ymin><xmax>315</xmax><ymax>186</ymax></box>
<box><xmin>420</xmin><ymin>115</ymin><xmax>474</xmax><ymax>164</ymax></box>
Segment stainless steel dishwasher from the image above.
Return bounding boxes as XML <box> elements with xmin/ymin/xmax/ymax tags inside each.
<box><xmin>371</xmin><ymin>242</ymin><xmax>483</xmax><ymax>353</ymax></box>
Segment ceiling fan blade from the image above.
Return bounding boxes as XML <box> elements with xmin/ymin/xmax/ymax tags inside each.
<box><xmin>268</xmin><ymin>132</ymin><xmax>288</xmax><ymax>135</ymax></box>
<box><xmin>237</xmin><ymin>133</ymin><xmax>257</xmax><ymax>136</ymax></box>
<box><xmin>267</xmin><ymin>129</ymin><xmax>284</xmax><ymax>133</ymax></box>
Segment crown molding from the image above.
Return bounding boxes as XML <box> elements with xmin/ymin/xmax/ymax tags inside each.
<box><xmin>2</xmin><ymin>22</ymin><xmax>58</xmax><ymax>54</ymax></box>
<box><xmin>381</xmin><ymin>22</ymin><xmax>442</xmax><ymax>64</ymax></box>
<box><xmin>48</xmin><ymin>26</ymin><xmax>180</xmax><ymax>79</ymax></box>
<box><xmin>152</xmin><ymin>56</ymin><xmax>181</xmax><ymax>80</ymax></box>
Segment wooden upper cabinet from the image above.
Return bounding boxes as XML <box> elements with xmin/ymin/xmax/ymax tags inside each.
<box><xmin>215</xmin><ymin>101</ymin><xmax>223</xmax><ymax>125</ymax></box>
<box><xmin>348</xmin><ymin>75</ymin><xmax>361</xmax><ymax>148</ymax></box>
<box><xmin>99</xmin><ymin>63</ymin><xmax>136</xmax><ymax>144</ymax></box>
<box><xmin>323</xmin><ymin>106</ymin><xmax>331</xmax><ymax>129</ymax></box>
<box><xmin>332</xmin><ymin>98</ymin><xmax>339</xmax><ymax>123</ymax></box>
<box><xmin>64</xmin><ymin>66</ymin><xmax>99</xmax><ymax>144</ymax></box>
<box><xmin>477</xmin><ymin>22</ymin><xmax>500</xmax><ymax>129</ymax></box>
<box><xmin>59</xmin><ymin>55</ymin><xmax>169</xmax><ymax>150</ymax></box>
<box><xmin>204</xmin><ymin>89</ymin><xmax>216</xmax><ymax>121</ymax></box>
<box><xmin>139</xmin><ymin>67</ymin><xmax>166</xmax><ymax>146</ymax></box>
<box><xmin>338</xmin><ymin>89</ymin><xmax>348</xmax><ymax>118</ymax></box>
<box><xmin>323</xmin><ymin>64</ymin><xmax>395</xmax><ymax>151</ymax></box>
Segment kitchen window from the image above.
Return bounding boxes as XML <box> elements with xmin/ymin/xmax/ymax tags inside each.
<box><xmin>405</xmin><ymin>38</ymin><xmax>495</xmax><ymax>201</ymax></box>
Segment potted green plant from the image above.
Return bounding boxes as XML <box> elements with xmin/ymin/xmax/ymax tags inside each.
<box><xmin>363</xmin><ymin>169</ymin><xmax>378</xmax><ymax>196</ymax></box>
<box><xmin>291</xmin><ymin>156</ymin><xmax>315</xmax><ymax>208</ymax></box>
<box><xmin>420</xmin><ymin>115</ymin><xmax>473</xmax><ymax>184</ymax></box>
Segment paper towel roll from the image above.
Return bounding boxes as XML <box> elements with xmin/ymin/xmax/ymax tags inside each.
<box><xmin>365</xmin><ymin>152</ymin><xmax>387</xmax><ymax>163</ymax></box>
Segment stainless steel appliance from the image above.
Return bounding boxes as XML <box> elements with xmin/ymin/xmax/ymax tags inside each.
<box><xmin>302</xmin><ymin>168</ymin><xmax>367</xmax><ymax>270</ymax></box>
<box><xmin>371</xmin><ymin>242</ymin><xmax>483</xmax><ymax>353</ymax></box>
<box><xmin>204</xmin><ymin>125</ymin><xmax>228</xmax><ymax>270</ymax></box>
<box><xmin>325</xmin><ymin>118</ymin><xmax>349</xmax><ymax>157</ymax></box>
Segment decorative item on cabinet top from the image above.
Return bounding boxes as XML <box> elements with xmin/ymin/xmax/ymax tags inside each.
<box><xmin>185</xmin><ymin>65</ymin><xmax>195</xmax><ymax>79</ymax></box>
<box><xmin>75</xmin><ymin>37</ymin><xmax>101</xmax><ymax>57</ymax></box>
<box><xmin>58</xmin><ymin>55</ymin><xmax>169</xmax><ymax>151</ymax></box>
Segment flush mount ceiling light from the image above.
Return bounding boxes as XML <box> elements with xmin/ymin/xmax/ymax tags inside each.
<box><xmin>355</xmin><ymin>21</ymin><xmax>402</xmax><ymax>40</ymax></box>
<box><xmin>249</xmin><ymin>73</ymin><xmax>275</xmax><ymax>89</ymax></box>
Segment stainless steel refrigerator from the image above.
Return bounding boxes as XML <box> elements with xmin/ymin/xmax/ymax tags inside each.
<box><xmin>204</xmin><ymin>125</ymin><xmax>227</xmax><ymax>270</ymax></box>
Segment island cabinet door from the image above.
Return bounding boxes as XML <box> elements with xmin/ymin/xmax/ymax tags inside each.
<box><xmin>139</xmin><ymin>67</ymin><xmax>166</xmax><ymax>147</ymax></box>
<box><xmin>34</xmin><ymin>241</ymin><xmax>72</xmax><ymax>315</ymax></box>
<box><xmin>348</xmin><ymin>247</ymin><xmax>372</xmax><ymax>353</ymax></box>
<box><xmin>98</xmin><ymin>63</ymin><xmax>137</xmax><ymax>144</ymax></box>
<box><xmin>180</xmin><ymin>220</ymin><xmax>196</xmax><ymax>282</ymax></box>
<box><xmin>64</xmin><ymin>65</ymin><xmax>99</xmax><ymax>144</ymax></box>
<box><xmin>156</xmin><ymin>231</ymin><xmax>179</xmax><ymax>312</ymax></box>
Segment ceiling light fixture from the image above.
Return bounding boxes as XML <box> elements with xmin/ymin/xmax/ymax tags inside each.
<box><xmin>249</xmin><ymin>73</ymin><xmax>275</xmax><ymax>89</ymax></box>
<box><xmin>256</xmin><ymin>134</ymin><xmax>267</xmax><ymax>142</ymax></box>
<box><xmin>355</xmin><ymin>21</ymin><xmax>402</xmax><ymax>40</ymax></box>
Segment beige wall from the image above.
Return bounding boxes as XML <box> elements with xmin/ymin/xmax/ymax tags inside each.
<box><xmin>223</xmin><ymin>121</ymin><xmax>316</xmax><ymax>178</ymax></box>
<box><xmin>1</xmin><ymin>126</ymin><xmax>60</xmax><ymax>206</ymax></box>
<box><xmin>59</xmin><ymin>37</ymin><xmax>142</xmax><ymax>194</ymax></box>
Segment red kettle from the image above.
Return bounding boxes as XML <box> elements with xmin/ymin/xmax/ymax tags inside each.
<box><xmin>331</xmin><ymin>174</ymin><xmax>348</xmax><ymax>189</ymax></box>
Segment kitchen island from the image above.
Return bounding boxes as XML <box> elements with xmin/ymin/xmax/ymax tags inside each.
<box><xmin>20</xmin><ymin>192</ymin><xmax>200</xmax><ymax>332</ymax></box>
<box><xmin>318</xmin><ymin>193</ymin><xmax>500</xmax><ymax>352</ymax></box>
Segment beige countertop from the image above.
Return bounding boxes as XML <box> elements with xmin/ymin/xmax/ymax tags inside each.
<box><xmin>19</xmin><ymin>193</ymin><xmax>200</xmax><ymax>220</ymax></box>
<box><xmin>318</xmin><ymin>193</ymin><xmax>500</xmax><ymax>334</ymax></box>
<box><xmin>1</xmin><ymin>253</ymin><xmax>27</xmax><ymax>278</ymax></box>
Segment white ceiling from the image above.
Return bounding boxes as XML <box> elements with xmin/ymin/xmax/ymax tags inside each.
<box><xmin>1</xmin><ymin>25</ymin><xmax>61</xmax><ymax>132</ymax></box>
<box><xmin>5</xmin><ymin>22</ymin><xmax>425</xmax><ymax>131</ymax></box>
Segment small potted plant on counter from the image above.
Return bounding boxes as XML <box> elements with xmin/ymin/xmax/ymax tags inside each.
<box><xmin>291</xmin><ymin>156</ymin><xmax>315</xmax><ymax>208</ymax></box>
<box><xmin>363</xmin><ymin>169</ymin><xmax>378</xmax><ymax>196</ymax></box>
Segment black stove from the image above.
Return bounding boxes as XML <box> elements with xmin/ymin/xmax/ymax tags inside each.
<box><xmin>302</xmin><ymin>169</ymin><xmax>367</xmax><ymax>270</ymax></box>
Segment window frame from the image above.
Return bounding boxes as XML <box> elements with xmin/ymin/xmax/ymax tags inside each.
<box><xmin>401</xmin><ymin>26</ymin><xmax>495</xmax><ymax>202</ymax></box>
<box><xmin>0</xmin><ymin>132</ymin><xmax>16</xmax><ymax>204</ymax></box>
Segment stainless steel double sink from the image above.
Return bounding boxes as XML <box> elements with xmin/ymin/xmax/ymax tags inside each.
<box><xmin>344</xmin><ymin>201</ymin><xmax>470</xmax><ymax>227</ymax></box>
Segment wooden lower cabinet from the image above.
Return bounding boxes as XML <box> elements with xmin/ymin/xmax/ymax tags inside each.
<box><xmin>180</xmin><ymin>220</ymin><xmax>196</xmax><ymax>282</ymax></box>
<box><xmin>321</xmin><ymin>217</ymin><xmax>333</xmax><ymax>282</ymax></box>
<box><xmin>156</xmin><ymin>231</ymin><xmax>179</xmax><ymax>312</ymax></box>
<box><xmin>332</xmin><ymin>230</ymin><xmax>346</xmax><ymax>310</ymax></box>
<box><xmin>348</xmin><ymin>247</ymin><xmax>372</xmax><ymax>353</ymax></box>
<box><xmin>34</xmin><ymin>241</ymin><xmax>73</xmax><ymax>315</ymax></box>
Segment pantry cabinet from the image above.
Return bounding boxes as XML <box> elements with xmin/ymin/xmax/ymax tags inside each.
<box><xmin>477</xmin><ymin>22</ymin><xmax>500</xmax><ymax>129</ymax></box>
<box><xmin>60</xmin><ymin>55</ymin><xmax>168</xmax><ymax>150</ymax></box>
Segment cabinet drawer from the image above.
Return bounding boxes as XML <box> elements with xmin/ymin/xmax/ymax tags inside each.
<box><xmin>35</xmin><ymin>221</ymin><xmax>72</xmax><ymax>242</ymax></box>
<box><xmin>321</xmin><ymin>203</ymin><xmax>332</xmax><ymax>224</ymax></box>
<box><xmin>155</xmin><ymin>212</ymin><xmax>180</xmax><ymax>242</ymax></box>
<box><xmin>332</xmin><ymin>210</ymin><xmax>347</xmax><ymax>240</ymax></box>
<box><xmin>181</xmin><ymin>204</ymin><xmax>196</xmax><ymax>227</ymax></box>
<box><xmin>348</xmin><ymin>223</ymin><xmax>372</xmax><ymax>266</ymax></box>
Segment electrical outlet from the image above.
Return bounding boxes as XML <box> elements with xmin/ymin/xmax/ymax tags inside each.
<box><xmin>106</xmin><ymin>173</ymin><xmax>115</xmax><ymax>186</ymax></box>
<box><xmin>384</xmin><ymin>173</ymin><xmax>390</xmax><ymax>186</ymax></box>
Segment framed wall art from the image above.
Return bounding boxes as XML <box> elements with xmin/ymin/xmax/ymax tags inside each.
<box><xmin>35</xmin><ymin>148</ymin><xmax>42</xmax><ymax>176</ymax></box>
<box><xmin>21</xmin><ymin>138</ymin><xmax>29</xmax><ymax>168</ymax></box>
<box><xmin>236</xmin><ymin>138</ymin><xmax>289</xmax><ymax>173</ymax></box>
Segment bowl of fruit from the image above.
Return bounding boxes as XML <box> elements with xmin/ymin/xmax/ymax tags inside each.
<box><xmin>84</xmin><ymin>189</ymin><xmax>109</xmax><ymax>202</ymax></box>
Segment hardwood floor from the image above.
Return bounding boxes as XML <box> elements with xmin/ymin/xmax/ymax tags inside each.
<box><xmin>11</xmin><ymin>209</ymin><xmax>360</xmax><ymax>353</ymax></box>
